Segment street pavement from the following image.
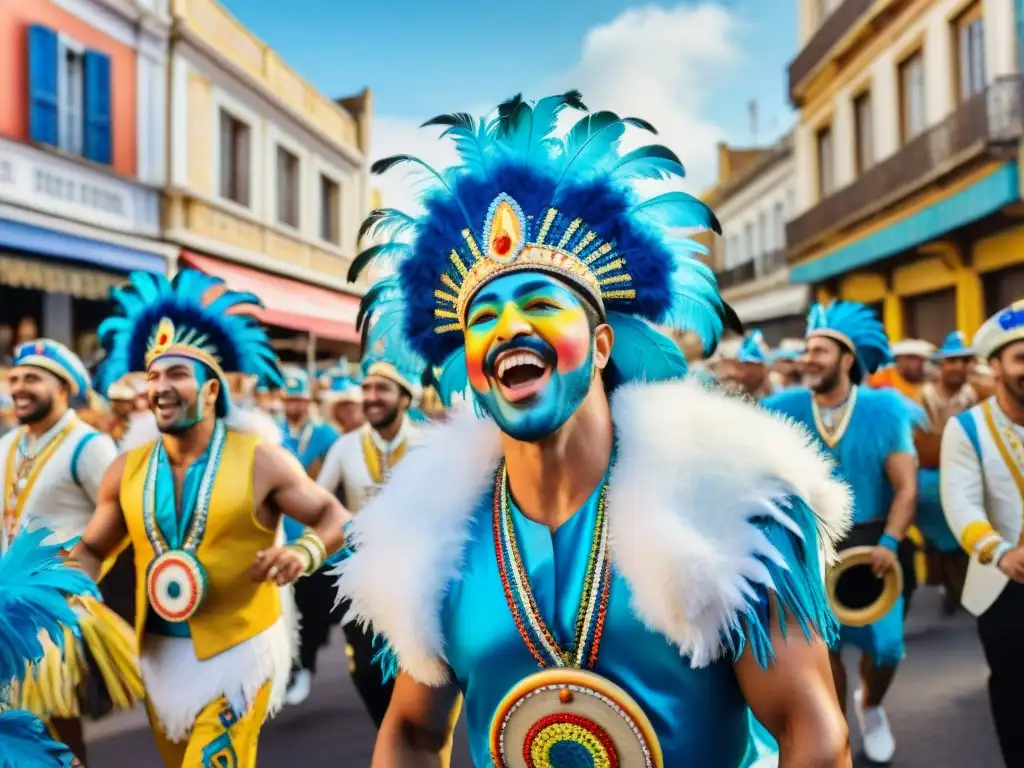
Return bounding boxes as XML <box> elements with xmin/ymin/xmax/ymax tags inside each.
<box><xmin>86</xmin><ymin>587</ymin><xmax>1000</xmax><ymax>767</ymax></box>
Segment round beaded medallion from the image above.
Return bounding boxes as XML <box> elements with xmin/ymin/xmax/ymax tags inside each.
<box><xmin>489</xmin><ymin>669</ymin><xmax>662</xmax><ymax>768</ymax></box>
<box><xmin>146</xmin><ymin>550</ymin><xmax>207</xmax><ymax>622</ymax></box>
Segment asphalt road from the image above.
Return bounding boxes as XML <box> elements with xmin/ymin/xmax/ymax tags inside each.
<box><xmin>86</xmin><ymin>587</ymin><xmax>1001</xmax><ymax>767</ymax></box>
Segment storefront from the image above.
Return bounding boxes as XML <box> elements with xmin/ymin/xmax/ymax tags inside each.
<box><xmin>0</xmin><ymin>139</ymin><xmax>171</xmax><ymax>366</ymax></box>
<box><xmin>178</xmin><ymin>251</ymin><xmax>361</xmax><ymax>365</ymax></box>
<box><xmin>728</xmin><ymin>282</ymin><xmax>811</xmax><ymax>346</ymax></box>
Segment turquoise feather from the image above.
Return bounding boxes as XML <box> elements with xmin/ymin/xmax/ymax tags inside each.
<box><xmin>607</xmin><ymin>312</ymin><xmax>688</xmax><ymax>386</ymax></box>
<box><xmin>612</xmin><ymin>145</ymin><xmax>686</xmax><ymax>181</ymax></box>
<box><xmin>631</xmin><ymin>191</ymin><xmax>722</xmax><ymax>233</ymax></box>
<box><xmin>0</xmin><ymin>711</ymin><xmax>74</xmax><ymax>767</ymax></box>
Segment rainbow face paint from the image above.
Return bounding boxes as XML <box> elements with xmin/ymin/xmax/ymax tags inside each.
<box><xmin>464</xmin><ymin>272</ymin><xmax>595</xmax><ymax>441</ymax></box>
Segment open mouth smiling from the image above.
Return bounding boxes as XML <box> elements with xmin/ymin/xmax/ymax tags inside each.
<box><xmin>491</xmin><ymin>348</ymin><xmax>553</xmax><ymax>404</ymax></box>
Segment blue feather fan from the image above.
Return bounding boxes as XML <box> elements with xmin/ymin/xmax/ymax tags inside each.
<box><xmin>0</xmin><ymin>527</ymin><xmax>97</xmax><ymax>766</ymax></box>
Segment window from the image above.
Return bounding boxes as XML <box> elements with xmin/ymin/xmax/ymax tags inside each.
<box><xmin>853</xmin><ymin>90</ymin><xmax>874</xmax><ymax>174</ymax></box>
<box><xmin>320</xmin><ymin>173</ymin><xmax>340</xmax><ymax>244</ymax></box>
<box><xmin>726</xmin><ymin>236</ymin><xmax>738</xmax><ymax>268</ymax></box>
<box><xmin>899</xmin><ymin>51</ymin><xmax>926</xmax><ymax>143</ymax></box>
<box><xmin>757</xmin><ymin>212</ymin><xmax>767</xmax><ymax>255</ymax></box>
<box><xmin>816</xmin><ymin>124</ymin><xmax>834</xmax><ymax>197</ymax></box>
<box><xmin>276</xmin><ymin>146</ymin><xmax>300</xmax><ymax>228</ymax></box>
<box><xmin>954</xmin><ymin>3</ymin><xmax>985</xmax><ymax>103</ymax></box>
<box><xmin>743</xmin><ymin>222</ymin><xmax>754</xmax><ymax>262</ymax></box>
<box><xmin>219</xmin><ymin>109</ymin><xmax>250</xmax><ymax>207</ymax></box>
<box><xmin>773</xmin><ymin>202</ymin><xmax>785</xmax><ymax>250</ymax></box>
<box><xmin>27</xmin><ymin>25</ymin><xmax>111</xmax><ymax>164</ymax></box>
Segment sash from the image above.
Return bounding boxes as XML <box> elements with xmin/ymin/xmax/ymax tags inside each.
<box><xmin>360</xmin><ymin>426</ymin><xmax>407</xmax><ymax>485</ymax></box>
<box><xmin>981</xmin><ymin>401</ymin><xmax>1024</xmax><ymax>544</ymax></box>
<box><xmin>2</xmin><ymin>417</ymin><xmax>77</xmax><ymax>546</ymax></box>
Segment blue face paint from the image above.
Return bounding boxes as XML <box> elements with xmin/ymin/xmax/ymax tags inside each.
<box><xmin>464</xmin><ymin>272</ymin><xmax>596</xmax><ymax>442</ymax></box>
<box><xmin>150</xmin><ymin>357</ymin><xmax>214</xmax><ymax>433</ymax></box>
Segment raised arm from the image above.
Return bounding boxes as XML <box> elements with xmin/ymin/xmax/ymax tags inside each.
<box><xmin>69</xmin><ymin>453</ymin><xmax>130</xmax><ymax>582</ymax></box>
<box><xmin>250</xmin><ymin>442</ymin><xmax>350</xmax><ymax>585</ymax></box>
<box><xmin>374</xmin><ymin>672</ymin><xmax>462</xmax><ymax>768</ymax></box>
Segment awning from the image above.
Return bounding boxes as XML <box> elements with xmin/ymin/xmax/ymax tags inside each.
<box><xmin>729</xmin><ymin>282</ymin><xmax>810</xmax><ymax>324</ymax></box>
<box><xmin>0</xmin><ymin>218</ymin><xmax>166</xmax><ymax>274</ymax></box>
<box><xmin>179</xmin><ymin>251</ymin><xmax>360</xmax><ymax>343</ymax></box>
<box><xmin>0</xmin><ymin>252</ymin><xmax>127</xmax><ymax>299</ymax></box>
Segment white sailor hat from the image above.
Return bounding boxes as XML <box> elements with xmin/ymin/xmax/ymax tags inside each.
<box><xmin>890</xmin><ymin>339</ymin><xmax>937</xmax><ymax>359</ymax></box>
<box><xmin>973</xmin><ymin>300</ymin><xmax>1024</xmax><ymax>360</ymax></box>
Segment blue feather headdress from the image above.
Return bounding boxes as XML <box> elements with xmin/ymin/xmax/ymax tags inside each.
<box><xmin>358</xmin><ymin>276</ymin><xmax>428</xmax><ymax>402</ymax></box>
<box><xmin>96</xmin><ymin>270</ymin><xmax>283</xmax><ymax>417</ymax></box>
<box><xmin>805</xmin><ymin>301</ymin><xmax>891</xmax><ymax>383</ymax></box>
<box><xmin>736</xmin><ymin>329</ymin><xmax>768</xmax><ymax>365</ymax></box>
<box><xmin>318</xmin><ymin>359</ymin><xmax>363</xmax><ymax>403</ymax></box>
<box><xmin>0</xmin><ymin>527</ymin><xmax>98</xmax><ymax>766</ymax></box>
<box><xmin>350</xmin><ymin>92</ymin><xmax>735</xmax><ymax>404</ymax></box>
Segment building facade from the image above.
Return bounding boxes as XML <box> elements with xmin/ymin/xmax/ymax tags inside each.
<box><xmin>700</xmin><ymin>137</ymin><xmax>807</xmax><ymax>346</ymax></box>
<box><xmin>787</xmin><ymin>0</ymin><xmax>1024</xmax><ymax>345</ymax></box>
<box><xmin>0</xmin><ymin>0</ymin><xmax>173</xmax><ymax>364</ymax></box>
<box><xmin>165</xmin><ymin>0</ymin><xmax>371</xmax><ymax>362</ymax></box>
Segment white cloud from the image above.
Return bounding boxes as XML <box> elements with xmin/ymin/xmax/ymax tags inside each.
<box><xmin>370</xmin><ymin>2</ymin><xmax>743</xmax><ymax>211</ymax></box>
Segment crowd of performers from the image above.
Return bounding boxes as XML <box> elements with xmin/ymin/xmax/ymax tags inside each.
<box><xmin>0</xmin><ymin>90</ymin><xmax>1022</xmax><ymax>768</ymax></box>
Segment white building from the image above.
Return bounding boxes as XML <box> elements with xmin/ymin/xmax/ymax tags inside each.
<box><xmin>164</xmin><ymin>0</ymin><xmax>372</xmax><ymax>360</ymax></box>
<box><xmin>704</xmin><ymin>133</ymin><xmax>809</xmax><ymax>344</ymax></box>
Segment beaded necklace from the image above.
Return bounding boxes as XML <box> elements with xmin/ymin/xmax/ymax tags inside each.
<box><xmin>142</xmin><ymin>420</ymin><xmax>226</xmax><ymax>556</ymax></box>
<box><xmin>288</xmin><ymin>419</ymin><xmax>315</xmax><ymax>459</ymax></box>
<box><xmin>492</xmin><ymin>462</ymin><xmax>612</xmax><ymax>670</ymax></box>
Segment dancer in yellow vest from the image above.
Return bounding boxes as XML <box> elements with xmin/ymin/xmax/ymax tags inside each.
<box><xmin>69</xmin><ymin>270</ymin><xmax>347</xmax><ymax>767</ymax></box>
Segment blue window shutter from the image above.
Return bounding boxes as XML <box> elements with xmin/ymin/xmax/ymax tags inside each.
<box><xmin>28</xmin><ymin>25</ymin><xmax>59</xmax><ymax>146</ymax></box>
<box><xmin>83</xmin><ymin>51</ymin><xmax>112</xmax><ymax>165</ymax></box>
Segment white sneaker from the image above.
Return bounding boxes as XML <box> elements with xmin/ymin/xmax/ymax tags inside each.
<box><xmin>854</xmin><ymin>688</ymin><xmax>895</xmax><ymax>764</ymax></box>
<box><xmin>285</xmin><ymin>668</ymin><xmax>312</xmax><ymax>706</ymax></box>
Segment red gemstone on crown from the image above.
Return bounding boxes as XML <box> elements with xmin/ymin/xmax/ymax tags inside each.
<box><xmin>493</xmin><ymin>234</ymin><xmax>512</xmax><ymax>256</ymax></box>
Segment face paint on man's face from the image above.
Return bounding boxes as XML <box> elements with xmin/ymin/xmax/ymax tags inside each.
<box><xmin>147</xmin><ymin>356</ymin><xmax>212</xmax><ymax>434</ymax></box>
<box><xmin>464</xmin><ymin>271</ymin><xmax>595</xmax><ymax>441</ymax></box>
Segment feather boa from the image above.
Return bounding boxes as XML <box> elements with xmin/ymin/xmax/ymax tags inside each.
<box><xmin>334</xmin><ymin>378</ymin><xmax>852</xmax><ymax>685</ymax></box>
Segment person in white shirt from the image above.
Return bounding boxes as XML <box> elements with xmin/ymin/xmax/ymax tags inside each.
<box><xmin>317</xmin><ymin>281</ymin><xmax>426</xmax><ymax>729</ymax></box>
<box><xmin>940</xmin><ymin>299</ymin><xmax>1024</xmax><ymax>767</ymax></box>
<box><xmin>0</xmin><ymin>338</ymin><xmax>139</xmax><ymax>763</ymax></box>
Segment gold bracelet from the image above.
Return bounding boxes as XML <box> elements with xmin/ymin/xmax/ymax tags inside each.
<box><xmin>295</xmin><ymin>530</ymin><xmax>327</xmax><ymax>574</ymax></box>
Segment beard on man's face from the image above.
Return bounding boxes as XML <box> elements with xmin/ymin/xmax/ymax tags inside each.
<box><xmin>16</xmin><ymin>392</ymin><xmax>53</xmax><ymax>425</ymax></box>
<box><xmin>150</xmin><ymin>388</ymin><xmax>195</xmax><ymax>434</ymax></box>
<box><xmin>366</xmin><ymin>400</ymin><xmax>400</xmax><ymax>429</ymax></box>
<box><xmin>806</xmin><ymin>365</ymin><xmax>841</xmax><ymax>395</ymax></box>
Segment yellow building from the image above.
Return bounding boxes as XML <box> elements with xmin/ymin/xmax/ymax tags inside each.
<box><xmin>787</xmin><ymin>0</ymin><xmax>1024</xmax><ymax>343</ymax></box>
<box><xmin>164</xmin><ymin>0</ymin><xmax>372</xmax><ymax>361</ymax></box>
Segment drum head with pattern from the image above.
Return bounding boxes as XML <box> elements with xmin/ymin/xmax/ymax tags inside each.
<box><xmin>489</xmin><ymin>668</ymin><xmax>663</xmax><ymax>768</ymax></box>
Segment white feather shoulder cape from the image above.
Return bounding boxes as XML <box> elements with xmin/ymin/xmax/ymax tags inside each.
<box><xmin>335</xmin><ymin>379</ymin><xmax>853</xmax><ymax>686</ymax></box>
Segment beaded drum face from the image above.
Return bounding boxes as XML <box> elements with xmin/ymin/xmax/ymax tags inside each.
<box><xmin>146</xmin><ymin>550</ymin><xmax>207</xmax><ymax>622</ymax></box>
<box><xmin>489</xmin><ymin>669</ymin><xmax>663</xmax><ymax>768</ymax></box>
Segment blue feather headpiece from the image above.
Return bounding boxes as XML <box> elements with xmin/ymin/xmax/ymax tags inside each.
<box><xmin>96</xmin><ymin>270</ymin><xmax>283</xmax><ymax>417</ymax></box>
<box><xmin>358</xmin><ymin>276</ymin><xmax>427</xmax><ymax>401</ymax></box>
<box><xmin>736</xmin><ymin>329</ymin><xmax>768</xmax><ymax>365</ymax></box>
<box><xmin>351</xmin><ymin>91</ymin><xmax>731</xmax><ymax>398</ymax></box>
<box><xmin>805</xmin><ymin>301</ymin><xmax>891</xmax><ymax>383</ymax></box>
<box><xmin>281</xmin><ymin>366</ymin><xmax>312</xmax><ymax>399</ymax></box>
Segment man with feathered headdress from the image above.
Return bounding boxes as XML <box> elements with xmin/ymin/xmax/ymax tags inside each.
<box><xmin>67</xmin><ymin>271</ymin><xmax>347</xmax><ymax>767</ymax></box>
<box><xmin>763</xmin><ymin>302</ymin><xmax>920</xmax><ymax>765</ymax></box>
<box><xmin>0</xmin><ymin>338</ymin><xmax>141</xmax><ymax>762</ymax></box>
<box><xmin>940</xmin><ymin>299</ymin><xmax>1024</xmax><ymax>766</ymax></box>
<box><xmin>317</xmin><ymin>359</ymin><xmax>365</xmax><ymax>434</ymax></box>
<box><xmin>332</xmin><ymin>92</ymin><xmax>853</xmax><ymax>766</ymax></box>
<box><xmin>726</xmin><ymin>329</ymin><xmax>776</xmax><ymax>401</ymax></box>
<box><xmin>316</xmin><ymin>278</ymin><xmax>430</xmax><ymax>729</ymax></box>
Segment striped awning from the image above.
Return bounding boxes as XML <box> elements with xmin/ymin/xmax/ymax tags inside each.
<box><xmin>0</xmin><ymin>253</ymin><xmax>125</xmax><ymax>300</ymax></box>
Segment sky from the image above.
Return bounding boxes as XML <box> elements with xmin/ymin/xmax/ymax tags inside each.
<box><xmin>220</xmin><ymin>0</ymin><xmax>797</xmax><ymax>210</ymax></box>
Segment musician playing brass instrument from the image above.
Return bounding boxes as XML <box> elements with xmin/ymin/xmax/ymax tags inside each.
<box><xmin>764</xmin><ymin>301</ymin><xmax>920</xmax><ymax>766</ymax></box>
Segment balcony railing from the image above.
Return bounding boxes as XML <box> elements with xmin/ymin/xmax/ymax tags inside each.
<box><xmin>787</xmin><ymin>77</ymin><xmax>1024</xmax><ymax>259</ymax></box>
<box><xmin>715</xmin><ymin>249</ymin><xmax>788</xmax><ymax>290</ymax></box>
<box><xmin>789</xmin><ymin>0</ymin><xmax>874</xmax><ymax>103</ymax></box>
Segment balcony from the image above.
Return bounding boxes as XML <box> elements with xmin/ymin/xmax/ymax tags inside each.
<box><xmin>789</xmin><ymin>0</ymin><xmax>874</xmax><ymax>104</ymax></box>
<box><xmin>715</xmin><ymin>249</ymin><xmax>788</xmax><ymax>290</ymax></box>
<box><xmin>787</xmin><ymin>77</ymin><xmax>1024</xmax><ymax>259</ymax></box>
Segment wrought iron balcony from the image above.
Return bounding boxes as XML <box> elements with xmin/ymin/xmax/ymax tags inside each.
<box><xmin>716</xmin><ymin>260</ymin><xmax>756</xmax><ymax>290</ymax></box>
<box><xmin>789</xmin><ymin>0</ymin><xmax>875</xmax><ymax>104</ymax></box>
<box><xmin>786</xmin><ymin>76</ymin><xmax>1023</xmax><ymax>259</ymax></box>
